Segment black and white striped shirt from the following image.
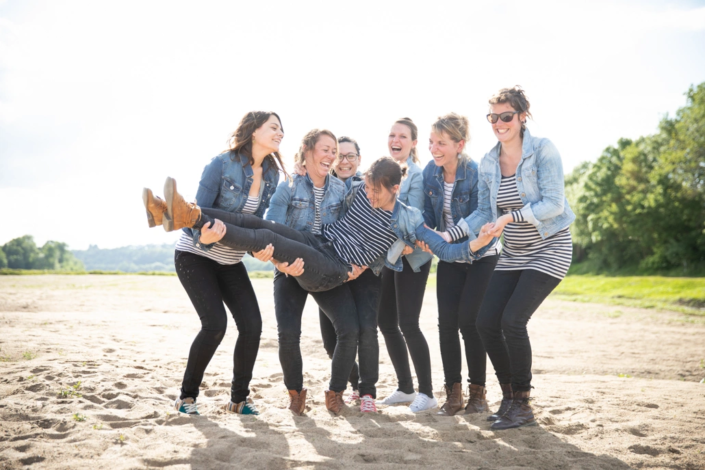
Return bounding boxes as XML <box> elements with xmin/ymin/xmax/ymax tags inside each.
<box><xmin>322</xmin><ymin>187</ymin><xmax>398</xmax><ymax>267</ymax></box>
<box><xmin>443</xmin><ymin>181</ymin><xmax>500</xmax><ymax>260</ymax></box>
<box><xmin>175</xmin><ymin>195</ymin><xmax>260</xmax><ymax>265</ymax></box>
<box><xmin>495</xmin><ymin>175</ymin><xmax>572</xmax><ymax>279</ymax></box>
<box><xmin>312</xmin><ymin>185</ymin><xmax>325</xmax><ymax>235</ymax></box>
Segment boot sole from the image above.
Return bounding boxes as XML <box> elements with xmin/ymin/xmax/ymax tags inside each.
<box><xmin>491</xmin><ymin>419</ymin><xmax>538</xmax><ymax>431</ymax></box>
<box><xmin>142</xmin><ymin>188</ymin><xmax>156</xmax><ymax>228</ymax></box>
<box><xmin>163</xmin><ymin>177</ymin><xmax>176</xmax><ymax>232</ymax></box>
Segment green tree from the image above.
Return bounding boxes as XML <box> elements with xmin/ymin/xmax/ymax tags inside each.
<box><xmin>2</xmin><ymin>235</ymin><xmax>41</xmax><ymax>269</ymax></box>
<box><xmin>0</xmin><ymin>248</ymin><xmax>7</xmax><ymax>268</ymax></box>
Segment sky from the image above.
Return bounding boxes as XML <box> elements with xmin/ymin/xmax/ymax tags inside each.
<box><xmin>1</xmin><ymin>0</ymin><xmax>704</xmax><ymax>250</ymax></box>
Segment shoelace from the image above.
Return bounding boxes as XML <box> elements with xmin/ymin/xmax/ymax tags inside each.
<box><xmin>345</xmin><ymin>390</ymin><xmax>360</xmax><ymax>404</ymax></box>
<box><xmin>360</xmin><ymin>396</ymin><xmax>376</xmax><ymax>412</ymax></box>
<box><xmin>244</xmin><ymin>401</ymin><xmax>258</xmax><ymax>414</ymax></box>
<box><xmin>410</xmin><ymin>394</ymin><xmax>429</xmax><ymax>410</ymax></box>
<box><xmin>182</xmin><ymin>401</ymin><xmax>198</xmax><ymax>414</ymax></box>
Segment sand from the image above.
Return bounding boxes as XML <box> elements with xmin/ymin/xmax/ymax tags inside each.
<box><xmin>0</xmin><ymin>274</ymin><xmax>704</xmax><ymax>470</ymax></box>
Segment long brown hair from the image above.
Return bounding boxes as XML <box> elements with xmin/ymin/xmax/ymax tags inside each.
<box><xmin>226</xmin><ymin>111</ymin><xmax>287</xmax><ymax>176</ymax></box>
<box><xmin>393</xmin><ymin>117</ymin><xmax>419</xmax><ymax>164</ymax></box>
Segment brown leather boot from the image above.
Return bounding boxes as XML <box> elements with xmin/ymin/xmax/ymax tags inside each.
<box><xmin>464</xmin><ymin>384</ymin><xmax>489</xmax><ymax>414</ymax></box>
<box><xmin>490</xmin><ymin>390</ymin><xmax>537</xmax><ymax>430</ymax></box>
<box><xmin>142</xmin><ymin>188</ymin><xmax>167</xmax><ymax>228</ymax></box>
<box><xmin>324</xmin><ymin>390</ymin><xmax>345</xmax><ymax>415</ymax></box>
<box><xmin>163</xmin><ymin>177</ymin><xmax>202</xmax><ymax>232</ymax></box>
<box><xmin>487</xmin><ymin>383</ymin><xmax>513</xmax><ymax>421</ymax></box>
<box><xmin>436</xmin><ymin>383</ymin><xmax>464</xmax><ymax>416</ymax></box>
<box><xmin>288</xmin><ymin>388</ymin><xmax>307</xmax><ymax>416</ymax></box>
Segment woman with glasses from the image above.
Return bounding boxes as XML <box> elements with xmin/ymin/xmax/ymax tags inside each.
<box><xmin>419</xmin><ymin>113</ymin><xmax>501</xmax><ymax>417</ymax></box>
<box><xmin>377</xmin><ymin>118</ymin><xmax>436</xmax><ymax>413</ymax></box>
<box><xmin>433</xmin><ymin>87</ymin><xmax>575</xmax><ymax>429</ymax></box>
<box><xmin>144</xmin><ymin>111</ymin><xmax>286</xmax><ymax>417</ymax></box>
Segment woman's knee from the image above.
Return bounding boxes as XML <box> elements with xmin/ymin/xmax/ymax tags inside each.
<box><xmin>500</xmin><ymin>315</ymin><xmax>527</xmax><ymax>339</ymax></box>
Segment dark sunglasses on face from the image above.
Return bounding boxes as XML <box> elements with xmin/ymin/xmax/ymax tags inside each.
<box><xmin>486</xmin><ymin>111</ymin><xmax>520</xmax><ymax>124</ymax></box>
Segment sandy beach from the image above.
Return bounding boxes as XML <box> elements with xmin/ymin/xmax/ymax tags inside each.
<box><xmin>0</xmin><ymin>274</ymin><xmax>704</xmax><ymax>469</ymax></box>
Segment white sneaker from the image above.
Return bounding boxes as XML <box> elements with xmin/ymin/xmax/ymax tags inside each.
<box><xmin>409</xmin><ymin>393</ymin><xmax>438</xmax><ymax>413</ymax></box>
<box><xmin>379</xmin><ymin>390</ymin><xmax>416</xmax><ymax>405</ymax></box>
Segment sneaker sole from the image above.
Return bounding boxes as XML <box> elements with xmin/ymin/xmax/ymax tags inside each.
<box><xmin>492</xmin><ymin>419</ymin><xmax>538</xmax><ymax>430</ymax></box>
<box><xmin>163</xmin><ymin>177</ymin><xmax>176</xmax><ymax>232</ymax></box>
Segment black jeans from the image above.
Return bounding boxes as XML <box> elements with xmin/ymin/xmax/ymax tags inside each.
<box><xmin>175</xmin><ymin>250</ymin><xmax>261</xmax><ymax>404</ymax></box>
<box><xmin>273</xmin><ymin>270</ymin><xmax>364</xmax><ymax>394</ymax></box>
<box><xmin>200</xmin><ymin>209</ymin><xmax>349</xmax><ymax>292</ymax></box>
<box><xmin>318</xmin><ymin>270</ymin><xmax>382</xmax><ymax>393</ymax></box>
<box><xmin>476</xmin><ymin>269</ymin><xmax>561</xmax><ymax>392</ymax></box>
<box><xmin>378</xmin><ymin>258</ymin><xmax>433</xmax><ymax>396</ymax></box>
<box><xmin>437</xmin><ymin>255</ymin><xmax>499</xmax><ymax>387</ymax></box>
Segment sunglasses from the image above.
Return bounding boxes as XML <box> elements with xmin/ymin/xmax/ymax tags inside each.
<box><xmin>486</xmin><ymin>111</ymin><xmax>520</xmax><ymax>124</ymax></box>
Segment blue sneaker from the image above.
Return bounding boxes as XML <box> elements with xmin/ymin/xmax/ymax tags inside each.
<box><xmin>224</xmin><ymin>398</ymin><xmax>259</xmax><ymax>415</ymax></box>
<box><xmin>174</xmin><ymin>397</ymin><xmax>199</xmax><ymax>415</ymax></box>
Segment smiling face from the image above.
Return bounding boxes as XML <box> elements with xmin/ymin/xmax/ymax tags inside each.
<box><xmin>333</xmin><ymin>141</ymin><xmax>360</xmax><ymax>180</ymax></box>
<box><xmin>252</xmin><ymin>114</ymin><xmax>284</xmax><ymax>154</ymax></box>
<box><xmin>429</xmin><ymin>130</ymin><xmax>464</xmax><ymax>168</ymax></box>
<box><xmin>490</xmin><ymin>102</ymin><xmax>525</xmax><ymax>145</ymax></box>
<box><xmin>304</xmin><ymin>135</ymin><xmax>337</xmax><ymax>183</ymax></box>
<box><xmin>364</xmin><ymin>176</ymin><xmax>399</xmax><ymax>211</ymax></box>
<box><xmin>388</xmin><ymin>123</ymin><xmax>417</xmax><ymax>163</ymax></box>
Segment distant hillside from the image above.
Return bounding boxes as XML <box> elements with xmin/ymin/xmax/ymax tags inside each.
<box><xmin>72</xmin><ymin>244</ymin><xmax>274</xmax><ymax>273</ymax></box>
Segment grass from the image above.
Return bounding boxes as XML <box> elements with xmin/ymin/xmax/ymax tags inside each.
<box><xmin>552</xmin><ymin>275</ymin><xmax>705</xmax><ymax>316</ymax></box>
<box><xmin>427</xmin><ymin>273</ymin><xmax>704</xmax><ymax>316</ymax></box>
<box><xmin>58</xmin><ymin>382</ymin><xmax>82</xmax><ymax>399</ymax></box>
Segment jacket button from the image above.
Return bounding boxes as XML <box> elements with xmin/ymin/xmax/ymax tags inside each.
<box><xmin>230</xmin><ymin>185</ymin><xmax>234</xmax><ymax>190</ymax></box>
<box><xmin>517</xmin><ymin>177</ymin><xmax>522</xmax><ymax>182</ymax></box>
<box><xmin>521</xmin><ymin>193</ymin><xmax>526</xmax><ymax>197</ymax></box>
<box><xmin>544</xmin><ymin>232</ymin><xmax>548</xmax><ymax>236</ymax></box>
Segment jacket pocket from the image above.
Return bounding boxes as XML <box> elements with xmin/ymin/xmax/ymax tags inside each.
<box><xmin>218</xmin><ymin>177</ymin><xmax>243</xmax><ymax>210</ymax></box>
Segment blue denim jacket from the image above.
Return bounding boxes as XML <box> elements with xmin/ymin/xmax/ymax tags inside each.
<box><xmin>186</xmin><ymin>151</ymin><xmax>280</xmax><ymax>250</ymax></box>
<box><xmin>341</xmin><ymin>181</ymin><xmax>431</xmax><ymax>275</ymax></box>
<box><xmin>422</xmin><ymin>156</ymin><xmax>479</xmax><ymax>231</ymax></box>
<box><xmin>395</xmin><ymin>156</ymin><xmax>433</xmax><ymax>270</ymax></box>
<box><xmin>458</xmin><ymin>128</ymin><xmax>576</xmax><ymax>240</ymax></box>
<box><xmin>265</xmin><ymin>174</ymin><xmax>346</xmax><ymax>230</ymax></box>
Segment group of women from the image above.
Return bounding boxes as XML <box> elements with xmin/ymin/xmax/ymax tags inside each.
<box><xmin>142</xmin><ymin>86</ymin><xmax>575</xmax><ymax>430</ymax></box>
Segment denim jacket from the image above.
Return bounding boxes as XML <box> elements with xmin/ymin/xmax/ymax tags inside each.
<box><xmin>341</xmin><ymin>180</ymin><xmax>429</xmax><ymax>275</ymax></box>
<box><xmin>265</xmin><ymin>174</ymin><xmax>346</xmax><ymax>230</ymax></box>
<box><xmin>186</xmin><ymin>151</ymin><xmax>280</xmax><ymax>250</ymax></box>
<box><xmin>395</xmin><ymin>156</ymin><xmax>433</xmax><ymax>270</ymax></box>
<box><xmin>422</xmin><ymin>156</ymin><xmax>479</xmax><ymax>231</ymax></box>
<box><xmin>458</xmin><ymin>128</ymin><xmax>576</xmax><ymax>240</ymax></box>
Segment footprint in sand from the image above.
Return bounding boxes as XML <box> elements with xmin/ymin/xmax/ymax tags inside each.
<box><xmin>103</xmin><ymin>348</ymin><xmax>116</xmax><ymax>353</ymax></box>
<box><xmin>114</xmin><ymin>382</ymin><xmax>128</xmax><ymax>390</ymax></box>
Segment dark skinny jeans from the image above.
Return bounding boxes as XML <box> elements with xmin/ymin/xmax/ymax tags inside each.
<box><xmin>378</xmin><ymin>258</ymin><xmax>433</xmax><ymax>396</ymax></box>
<box><xmin>436</xmin><ymin>255</ymin><xmax>499</xmax><ymax>387</ymax></box>
<box><xmin>175</xmin><ymin>250</ymin><xmax>261</xmax><ymax>404</ymax></box>
<box><xmin>318</xmin><ymin>268</ymin><xmax>383</xmax><ymax>392</ymax></box>
<box><xmin>476</xmin><ymin>269</ymin><xmax>561</xmax><ymax>392</ymax></box>
<box><xmin>274</xmin><ymin>270</ymin><xmax>365</xmax><ymax>394</ymax></box>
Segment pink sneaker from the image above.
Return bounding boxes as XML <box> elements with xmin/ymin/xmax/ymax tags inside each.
<box><xmin>345</xmin><ymin>390</ymin><xmax>360</xmax><ymax>405</ymax></box>
<box><xmin>360</xmin><ymin>394</ymin><xmax>377</xmax><ymax>413</ymax></box>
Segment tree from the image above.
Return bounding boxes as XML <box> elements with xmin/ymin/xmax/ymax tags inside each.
<box><xmin>0</xmin><ymin>249</ymin><xmax>7</xmax><ymax>268</ymax></box>
<box><xmin>2</xmin><ymin>236</ymin><xmax>41</xmax><ymax>269</ymax></box>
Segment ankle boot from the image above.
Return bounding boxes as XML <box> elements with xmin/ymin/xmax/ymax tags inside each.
<box><xmin>436</xmin><ymin>383</ymin><xmax>464</xmax><ymax>416</ymax></box>
<box><xmin>142</xmin><ymin>188</ymin><xmax>167</xmax><ymax>227</ymax></box>
<box><xmin>490</xmin><ymin>390</ymin><xmax>537</xmax><ymax>430</ymax></box>
<box><xmin>324</xmin><ymin>390</ymin><xmax>345</xmax><ymax>415</ymax></box>
<box><xmin>163</xmin><ymin>177</ymin><xmax>202</xmax><ymax>232</ymax></box>
<box><xmin>464</xmin><ymin>384</ymin><xmax>489</xmax><ymax>414</ymax></box>
<box><xmin>288</xmin><ymin>388</ymin><xmax>307</xmax><ymax>416</ymax></box>
<box><xmin>487</xmin><ymin>383</ymin><xmax>513</xmax><ymax>421</ymax></box>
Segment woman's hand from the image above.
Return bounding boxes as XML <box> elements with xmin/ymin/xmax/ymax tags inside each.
<box><xmin>489</xmin><ymin>214</ymin><xmax>512</xmax><ymax>237</ymax></box>
<box><xmin>416</xmin><ymin>240</ymin><xmax>433</xmax><ymax>254</ymax></box>
<box><xmin>346</xmin><ymin>264</ymin><xmax>367</xmax><ymax>281</ymax></box>
<box><xmin>253</xmin><ymin>244</ymin><xmax>274</xmax><ymax>262</ymax></box>
<box><xmin>199</xmin><ymin>219</ymin><xmax>226</xmax><ymax>244</ymax></box>
<box><xmin>293</xmin><ymin>162</ymin><xmax>307</xmax><ymax>176</ymax></box>
<box><xmin>402</xmin><ymin>245</ymin><xmax>414</xmax><ymax>256</ymax></box>
<box><xmin>274</xmin><ymin>258</ymin><xmax>305</xmax><ymax>277</ymax></box>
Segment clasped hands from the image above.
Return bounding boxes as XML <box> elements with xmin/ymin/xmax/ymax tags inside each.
<box><xmin>415</xmin><ymin>217</ymin><xmax>509</xmax><ymax>255</ymax></box>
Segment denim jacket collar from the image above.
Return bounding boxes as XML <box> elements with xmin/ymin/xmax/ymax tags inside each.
<box><xmin>234</xmin><ymin>151</ymin><xmax>275</xmax><ymax>177</ymax></box>
<box><xmin>487</xmin><ymin>128</ymin><xmax>536</xmax><ymax>162</ymax></box>
<box><xmin>430</xmin><ymin>156</ymin><xmax>468</xmax><ymax>183</ymax></box>
<box><xmin>303</xmin><ymin>173</ymin><xmax>331</xmax><ymax>192</ymax></box>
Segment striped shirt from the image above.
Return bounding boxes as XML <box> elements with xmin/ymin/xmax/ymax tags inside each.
<box><xmin>175</xmin><ymin>195</ymin><xmax>260</xmax><ymax>265</ymax></box>
<box><xmin>312</xmin><ymin>185</ymin><xmax>325</xmax><ymax>235</ymax></box>
<box><xmin>495</xmin><ymin>175</ymin><xmax>572</xmax><ymax>279</ymax></box>
<box><xmin>322</xmin><ymin>187</ymin><xmax>398</xmax><ymax>267</ymax></box>
<box><xmin>444</xmin><ymin>181</ymin><xmax>500</xmax><ymax>260</ymax></box>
